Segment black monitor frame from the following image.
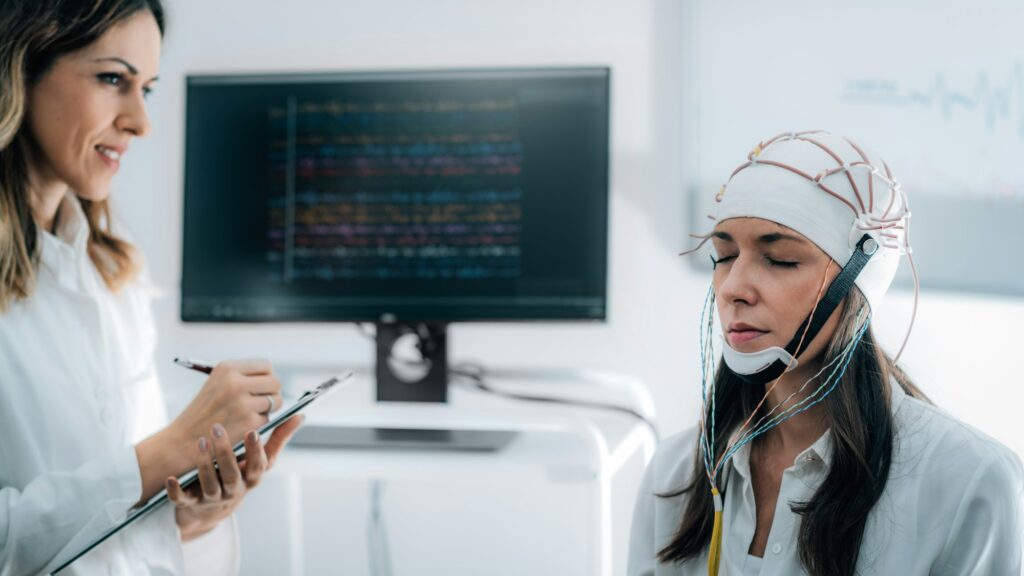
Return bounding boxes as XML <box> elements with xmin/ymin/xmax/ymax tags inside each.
<box><xmin>180</xmin><ymin>67</ymin><xmax>611</xmax><ymax>403</ymax></box>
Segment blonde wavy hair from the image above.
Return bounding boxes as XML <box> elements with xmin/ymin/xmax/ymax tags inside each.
<box><xmin>0</xmin><ymin>0</ymin><xmax>164</xmax><ymax>310</ymax></box>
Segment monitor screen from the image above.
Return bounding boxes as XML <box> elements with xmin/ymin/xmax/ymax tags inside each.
<box><xmin>181</xmin><ymin>68</ymin><xmax>610</xmax><ymax>323</ymax></box>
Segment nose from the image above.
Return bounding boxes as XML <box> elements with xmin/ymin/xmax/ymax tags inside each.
<box><xmin>715</xmin><ymin>255</ymin><xmax>759</xmax><ymax>307</ymax></box>
<box><xmin>115</xmin><ymin>90</ymin><xmax>151</xmax><ymax>138</ymax></box>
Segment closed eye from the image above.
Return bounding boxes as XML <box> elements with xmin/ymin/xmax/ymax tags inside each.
<box><xmin>767</xmin><ymin>257</ymin><xmax>798</xmax><ymax>268</ymax></box>
<box><xmin>711</xmin><ymin>254</ymin><xmax>799</xmax><ymax>269</ymax></box>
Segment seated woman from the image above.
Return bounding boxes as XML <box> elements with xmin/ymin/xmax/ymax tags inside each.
<box><xmin>627</xmin><ymin>131</ymin><xmax>1023</xmax><ymax>576</ymax></box>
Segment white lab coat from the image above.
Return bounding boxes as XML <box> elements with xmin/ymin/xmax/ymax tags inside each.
<box><xmin>628</xmin><ymin>379</ymin><xmax>1024</xmax><ymax>576</ymax></box>
<box><xmin>0</xmin><ymin>194</ymin><xmax>237</xmax><ymax>575</ymax></box>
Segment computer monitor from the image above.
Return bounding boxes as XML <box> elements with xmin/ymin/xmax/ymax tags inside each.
<box><xmin>182</xmin><ymin>68</ymin><xmax>610</xmax><ymax>402</ymax></box>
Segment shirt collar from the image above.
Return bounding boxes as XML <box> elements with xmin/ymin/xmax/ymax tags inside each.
<box><xmin>889</xmin><ymin>374</ymin><xmax>907</xmax><ymax>416</ymax></box>
<box><xmin>729</xmin><ymin>428</ymin><xmax>833</xmax><ymax>482</ymax></box>
<box><xmin>728</xmin><ymin>376</ymin><xmax>908</xmax><ymax>481</ymax></box>
<box><xmin>38</xmin><ymin>192</ymin><xmax>92</xmax><ymax>286</ymax></box>
<box><xmin>731</xmin><ymin>437</ymin><xmax>753</xmax><ymax>480</ymax></box>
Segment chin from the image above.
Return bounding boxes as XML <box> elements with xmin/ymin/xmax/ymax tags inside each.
<box><xmin>71</xmin><ymin>181</ymin><xmax>113</xmax><ymax>203</ymax></box>
<box><xmin>729</xmin><ymin>343</ymin><xmax>770</xmax><ymax>353</ymax></box>
<box><xmin>728</xmin><ymin>337</ymin><xmax>783</xmax><ymax>353</ymax></box>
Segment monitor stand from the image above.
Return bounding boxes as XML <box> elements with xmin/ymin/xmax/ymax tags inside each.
<box><xmin>291</xmin><ymin>322</ymin><xmax>518</xmax><ymax>452</ymax></box>
<box><xmin>375</xmin><ymin>322</ymin><xmax>449</xmax><ymax>403</ymax></box>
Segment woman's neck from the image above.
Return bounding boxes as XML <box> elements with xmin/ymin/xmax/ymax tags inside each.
<box><xmin>755</xmin><ymin>360</ymin><xmax>830</xmax><ymax>455</ymax></box>
<box><xmin>26</xmin><ymin>161</ymin><xmax>68</xmax><ymax>234</ymax></box>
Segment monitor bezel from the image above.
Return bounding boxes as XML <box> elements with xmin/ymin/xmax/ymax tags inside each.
<box><xmin>180</xmin><ymin>66</ymin><xmax>611</xmax><ymax>325</ymax></box>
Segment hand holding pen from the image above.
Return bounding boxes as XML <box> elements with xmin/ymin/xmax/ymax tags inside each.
<box><xmin>157</xmin><ymin>357</ymin><xmax>299</xmax><ymax>542</ymax></box>
<box><xmin>172</xmin><ymin>357</ymin><xmax>283</xmax><ymax>428</ymax></box>
<box><xmin>135</xmin><ymin>357</ymin><xmax>284</xmax><ymax>503</ymax></box>
<box><xmin>175</xmin><ymin>357</ymin><xmax>280</xmax><ymax>414</ymax></box>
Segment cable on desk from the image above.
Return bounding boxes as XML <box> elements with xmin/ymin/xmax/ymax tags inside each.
<box><xmin>355</xmin><ymin>323</ymin><xmax>661</xmax><ymax>442</ymax></box>
<box><xmin>450</xmin><ymin>362</ymin><xmax>661</xmax><ymax>443</ymax></box>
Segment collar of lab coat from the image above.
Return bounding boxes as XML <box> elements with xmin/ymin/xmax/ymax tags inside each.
<box><xmin>37</xmin><ymin>192</ymin><xmax>96</xmax><ymax>293</ymax></box>
<box><xmin>729</xmin><ymin>376</ymin><xmax>908</xmax><ymax>482</ymax></box>
<box><xmin>36</xmin><ymin>193</ymin><xmax>161</xmax><ymax>300</ymax></box>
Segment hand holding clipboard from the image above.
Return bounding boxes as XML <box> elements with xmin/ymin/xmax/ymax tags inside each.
<box><xmin>50</xmin><ymin>368</ymin><xmax>353</xmax><ymax>574</ymax></box>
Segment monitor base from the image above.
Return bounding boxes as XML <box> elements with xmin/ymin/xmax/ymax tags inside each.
<box><xmin>290</xmin><ymin>424</ymin><xmax>518</xmax><ymax>452</ymax></box>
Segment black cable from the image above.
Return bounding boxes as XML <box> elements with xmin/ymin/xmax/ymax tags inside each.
<box><xmin>450</xmin><ymin>362</ymin><xmax>661</xmax><ymax>443</ymax></box>
<box><xmin>355</xmin><ymin>323</ymin><xmax>661</xmax><ymax>442</ymax></box>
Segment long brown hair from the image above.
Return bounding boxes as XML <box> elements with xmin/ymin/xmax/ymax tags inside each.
<box><xmin>658</xmin><ymin>288</ymin><xmax>929</xmax><ymax>575</ymax></box>
<box><xmin>0</xmin><ymin>0</ymin><xmax>164</xmax><ymax>309</ymax></box>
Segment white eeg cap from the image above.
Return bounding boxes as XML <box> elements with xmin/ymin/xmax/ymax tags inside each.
<box><xmin>711</xmin><ymin>131</ymin><xmax>911</xmax><ymax>312</ymax></box>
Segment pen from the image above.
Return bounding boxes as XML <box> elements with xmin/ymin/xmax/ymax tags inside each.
<box><xmin>173</xmin><ymin>357</ymin><xmax>213</xmax><ymax>374</ymax></box>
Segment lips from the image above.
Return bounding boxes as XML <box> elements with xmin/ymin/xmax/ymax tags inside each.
<box><xmin>95</xmin><ymin>145</ymin><xmax>123</xmax><ymax>160</ymax></box>
<box><xmin>727</xmin><ymin>322</ymin><xmax>768</xmax><ymax>346</ymax></box>
<box><xmin>95</xmin><ymin>144</ymin><xmax>124</xmax><ymax>171</ymax></box>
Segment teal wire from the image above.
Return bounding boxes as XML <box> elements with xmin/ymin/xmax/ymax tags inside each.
<box><xmin>698</xmin><ymin>282</ymin><xmax>716</xmax><ymax>479</ymax></box>
<box><xmin>715</xmin><ymin>312</ymin><xmax>870</xmax><ymax>478</ymax></box>
<box><xmin>724</xmin><ymin>307</ymin><xmax>867</xmax><ymax>450</ymax></box>
<box><xmin>737</xmin><ymin>308</ymin><xmax>870</xmax><ymax>439</ymax></box>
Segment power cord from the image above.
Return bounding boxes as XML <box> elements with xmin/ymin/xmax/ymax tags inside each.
<box><xmin>356</xmin><ymin>323</ymin><xmax>661</xmax><ymax>443</ymax></box>
<box><xmin>449</xmin><ymin>362</ymin><xmax>660</xmax><ymax>443</ymax></box>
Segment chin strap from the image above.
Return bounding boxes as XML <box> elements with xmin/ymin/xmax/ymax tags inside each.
<box><xmin>727</xmin><ymin>234</ymin><xmax>879</xmax><ymax>386</ymax></box>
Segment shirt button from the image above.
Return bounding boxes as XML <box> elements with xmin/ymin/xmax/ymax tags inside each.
<box><xmin>772</xmin><ymin>543</ymin><xmax>782</xmax><ymax>555</ymax></box>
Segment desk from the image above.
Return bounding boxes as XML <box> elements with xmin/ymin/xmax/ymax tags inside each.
<box><xmin>235</xmin><ymin>367</ymin><xmax>657</xmax><ymax>576</ymax></box>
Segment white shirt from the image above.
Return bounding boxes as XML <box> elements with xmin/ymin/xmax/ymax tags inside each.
<box><xmin>628</xmin><ymin>380</ymin><xmax>1024</xmax><ymax>576</ymax></box>
<box><xmin>0</xmin><ymin>194</ymin><xmax>237</xmax><ymax>575</ymax></box>
<box><xmin>742</xmin><ymin>555</ymin><xmax>761</xmax><ymax>576</ymax></box>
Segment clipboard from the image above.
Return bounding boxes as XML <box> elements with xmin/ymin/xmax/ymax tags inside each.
<box><xmin>51</xmin><ymin>370</ymin><xmax>354</xmax><ymax>574</ymax></box>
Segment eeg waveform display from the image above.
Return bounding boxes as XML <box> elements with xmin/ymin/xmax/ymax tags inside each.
<box><xmin>182</xmin><ymin>69</ymin><xmax>609</xmax><ymax>322</ymax></box>
<box><xmin>842</xmin><ymin>62</ymin><xmax>1024</xmax><ymax>140</ymax></box>
<box><xmin>264</xmin><ymin>98</ymin><xmax>525</xmax><ymax>283</ymax></box>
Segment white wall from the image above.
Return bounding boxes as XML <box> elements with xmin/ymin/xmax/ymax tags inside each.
<box><xmin>115</xmin><ymin>0</ymin><xmax>1023</xmax><ymax>474</ymax></box>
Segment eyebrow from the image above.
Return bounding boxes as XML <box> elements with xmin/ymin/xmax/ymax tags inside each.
<box><xmin>93</xmin><ymin>57</ymin><xmax>159</xmax><ymax>82</ymax></box>
<box><xmin>712</xmin><ymin>231</ymin><xmax>806</xmax><ymax>244</ymax></box>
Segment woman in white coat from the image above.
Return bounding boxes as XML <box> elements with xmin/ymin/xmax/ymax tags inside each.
<box><xmin>627</xmin><ymin>131</ymin><xmax>1024</xmax><ymax>575</ymax></box>
<box><xmin>0</xmin><ymin>1</ymin><xmax>302</xmax><ymax>574</ymax></box>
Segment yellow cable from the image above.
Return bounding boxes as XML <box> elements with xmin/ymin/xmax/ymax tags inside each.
<box><xmin>708</xmin><ymin>487</ymin><xmax>724</xmax><ymax>576</ymax></box>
